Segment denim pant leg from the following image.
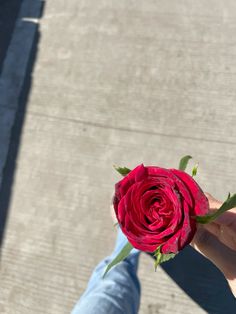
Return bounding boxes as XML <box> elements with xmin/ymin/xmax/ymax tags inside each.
<box><xmin>71</xmin><ymin>228</ymin><xmax>141</xmax><ymax>314</ymax></box>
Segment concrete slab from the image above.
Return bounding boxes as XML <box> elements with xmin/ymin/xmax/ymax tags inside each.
<box><xmin>0</xmin><ymin>0</ymin><xmax>236</xmax><ymax>314</ymax></box>
<box><xmin>28</xmin><ymin>0</ymin><xmax>236</xmax><ymax>144</ymax></box>
<box><xmin>1</xmin><ymin>113</ymin><xmax>236</xmax><ymax>313</ymax></box>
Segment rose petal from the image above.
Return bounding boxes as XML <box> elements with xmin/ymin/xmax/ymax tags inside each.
<box><xmin>170</xmin><ymin>169</ymin><xmax>209</xmax><ymax>216</ymax></box>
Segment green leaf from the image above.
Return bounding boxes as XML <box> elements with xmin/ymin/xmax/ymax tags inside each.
<box><xmin>192</xmin><ymin>163</ymin><xmax>198</xmax><ymax>177</ymax></box>
<box><xmin>154</xmin><ymin>246</ymin><xmax>162</xmax><ymax>270</ymax></box>
<box><xmin>178</xmin><ymin>155</ymin><xmax>192</xmax><ymax>171</ymax></box>
<box><xmin>113</xmin><ymin>165</ymin><xmax>131</xmax><ymax>176</ymax></box>
<box><xmin>103</xmin><ymin>242</ymin><xmax>133</xmax><ymax>277</ymax></box>
<box><xmin>159</xmin><ymin>252</ymin><xmax>176</xmax><ymax>263</ymax></box>
<box><xmin>196</xmin><ymin>193</ymin><xmax>236</xmax><ymax>224</ymax></box>
<box><xmin>154</xmin><ymin>246</ymin><xmax>176</xmax><ymax>271</ymax></box>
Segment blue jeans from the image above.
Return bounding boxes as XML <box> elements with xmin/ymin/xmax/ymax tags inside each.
<box><xmin>71</xmin><ymin>228</ymin><xmax>141</xmax><ymax>314</ymax></box>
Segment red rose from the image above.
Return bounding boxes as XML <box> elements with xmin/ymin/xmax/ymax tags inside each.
<box><xmin>113</xmin><ymin>164</ymin><xmax>209</xmax><ymax>254</ymax></box>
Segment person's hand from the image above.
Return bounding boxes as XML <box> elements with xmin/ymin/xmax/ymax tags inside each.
<box><xmin>192</xmin><ymin>193</ymin><xmax>236</xmax><ymax>297</ymax></box>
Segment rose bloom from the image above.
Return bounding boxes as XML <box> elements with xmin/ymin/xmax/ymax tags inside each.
<box><xmin>113</xmin><ymin>164</ymin><xmax>209</xmax><ymax>254</ymax></box>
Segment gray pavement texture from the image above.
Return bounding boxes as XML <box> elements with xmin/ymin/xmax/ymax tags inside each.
<box><xmin>1</xmin><ymin>0</ymin><xmax>236</xmax><ymax>313</ymax></box>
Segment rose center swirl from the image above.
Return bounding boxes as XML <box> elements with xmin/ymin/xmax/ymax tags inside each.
<box><xmin>139</xmin><ymin>185</ymin><xmax>179</xmax><ymax>231</ymax></box>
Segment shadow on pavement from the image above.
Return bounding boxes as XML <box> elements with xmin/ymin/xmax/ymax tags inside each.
<box><xmin>0</xmin><ymin>1</ymin><xmax>45</xmax><ymax>250</ymax></box>
<box><xmin>156</xmin><ymin>245</ymin><xmax>236</xmax><ymax>314</ymax></box>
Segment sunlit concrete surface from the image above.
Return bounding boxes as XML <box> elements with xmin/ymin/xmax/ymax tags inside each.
<box><xmin>0</xmin><ymin>1</ymin><xmax>236</xmax><ymax>313</ymax></box>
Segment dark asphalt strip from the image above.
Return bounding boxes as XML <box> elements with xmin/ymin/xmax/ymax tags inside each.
<box><xmin>0</xmin><ymin>0</ymin><xmax>23</xmax><ymax>74</ymax></box>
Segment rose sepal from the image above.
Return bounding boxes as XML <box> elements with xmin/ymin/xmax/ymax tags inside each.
<box><xmin>191</xmin><ymin>163</ymin><xmax>198</xmax><ymax>177</ymax></box>
<box><xmin>154</xmin><ymin>246</ymin><xmax>176</xmax><ymax>271</ymax></box>
<box><xmin>178</xmin><ymin>155</ymin><xmax>192</xmax><ymax>171</ymax></box>
<box><xmin>113</xmin><ymin>165</ymin><xmax>131</xmax><ymax>176</ymax></box>
<box><xmin>103</xmin><ymin>242</ymin><xmax>133</xmax><ymax>278</ymax></box>
<box><xmin>195</xmin><ymin>193</ymin><xmax>236</xmax><ymax>224</ymax></box>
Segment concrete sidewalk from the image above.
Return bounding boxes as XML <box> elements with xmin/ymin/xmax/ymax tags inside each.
<box><xmin>1</xmin><ymin>0</ymin><xmax>236</xmax><ymax>313</ymax></box>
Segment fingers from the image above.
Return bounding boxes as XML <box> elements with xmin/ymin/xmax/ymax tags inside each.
<box><xmin>204</xmin><ymin>192</ymin><xmax>222</xmax><ymax>211</ymax></box>
<box><xmin>203</xmin><ymin>222</ymin><xmax>236</xmax><ymax>251</ymax></box>
<box><xmin>213</xmin><ymin>208</ymin><xmax>236</xmax><ymax>226</ymax></box>
<box><xmin>204</xmin><ymin>192</ymin><xmax>236</xmax><ymax>251</ymax></box>
<box><xmin>204</xmin><ymin>192</ymin><xmax>236</xmax><ymax>224</ymax></box>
